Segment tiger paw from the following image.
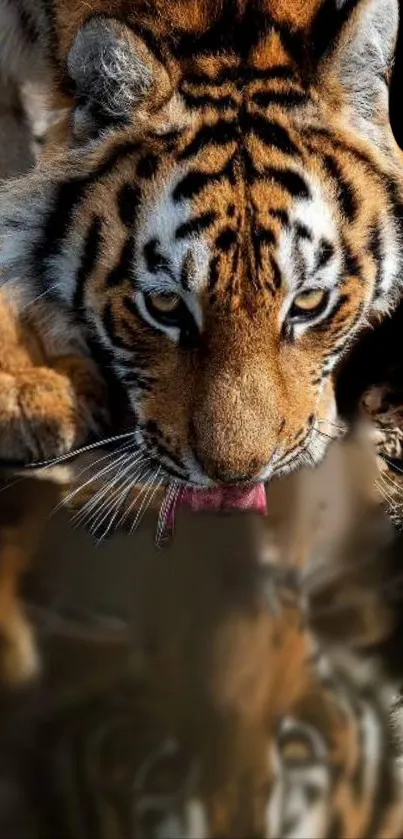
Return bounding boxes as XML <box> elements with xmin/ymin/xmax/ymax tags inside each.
<box><xmin>0</xmin><ymin>356</ymin><xmax>109</xmax><ymax>464</ymax></box>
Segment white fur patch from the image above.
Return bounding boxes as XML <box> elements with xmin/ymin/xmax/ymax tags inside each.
<box><xmin>334</xmin><ymin>0</ymin><xmax>398</xmax><ymax>149</ymax></box>
<box><xmin>371</xmin><ymin>210</ymin><xmax>402</xmax><ymax>315</ymax></box>
<box><xmin>133</xmin><ymin>167</ymin><xmax>210</xmax><ymax>340</ymax></box>
<box><xmin>276</xmin><ymin>172</ymin><xmax>341</xmax><ymax>337</ymax></box>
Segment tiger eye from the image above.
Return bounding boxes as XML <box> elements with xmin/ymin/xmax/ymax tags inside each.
<box><xmin>142</xmin><ymin>291</ymin><xmax>186</xmax><ymax>328</ymax></box>
<box><xmin>147</xmin><ymin>293</ymin><xmax>181</xmax><ymax>313</ymax></box>
<box><xmin>279</xmin><ymin>738</ymin><xmax>314</xmax><ymax>764</ymax></box>
<box><xmin>292</xmin><ymin>289</ymin><xmax>326</xmax><ymax>312</ymax></box>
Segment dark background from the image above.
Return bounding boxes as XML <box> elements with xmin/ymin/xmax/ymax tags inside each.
<box><xmin>390</xmin><ymin>0</ymin><xmax>403</xmax><ymax>147</ymax></box>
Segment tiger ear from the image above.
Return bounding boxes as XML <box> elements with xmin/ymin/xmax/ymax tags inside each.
<box><xmin>314</xmin><ymin>0</ymin><xmax>399</xmax><ymax>150</ymax></box>
<box><xmin>67</xmin><ymin>17</ymin><xmax>172</xmax><ymax>143</ymax></box>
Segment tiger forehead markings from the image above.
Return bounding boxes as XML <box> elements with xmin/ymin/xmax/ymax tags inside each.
<box><xmin>0</xmin><ymin>0</ymin><xmax>403</xmax><ymax>489</ymax></box>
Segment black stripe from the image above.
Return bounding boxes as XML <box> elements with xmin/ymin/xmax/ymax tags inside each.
<box><xmin>316</xmin><ymin>294</ymin><xmax>349</xmax><ymax>331</ymax></box>
<box><xmin>102</xmin><ymin>302</ymin><xmax>129</xmax><ymax>350</ymax></box>
<box><xmin>34</xmin><ymin>141</ymin><xmax>140</xmax><ymax>282</ymax></box>
<box><xmin>118</xmin><ymin>183</ymin><xmax>140</xmax><ymax>228</ymax></box>
<box><xmin>175</xmin><ymin>211</ymin><xmax>217</xmax><ymax>240</ymax></box>
<box><xmin>247</xmin><ymin>113</ymin><xmax>299</xmax><ymax>156</ymax></box>
<box><xmin>306</xmin><ymin>127</ymin><xmax>381</xmax><ymax>180</ymax></box>
<box><xmin>247</xmin><ymin>66</ymin><xmax>296</xmax><ymax>83</ymax></box>
<box><xmin>215</xmin><ymin>227</ymin><xmax>237</xmax><ymax>252</ymax></box>
<box><xmin>173</xmin><ymin>155</ymin><xmax>235</xmax><ymax>201</ymax></box>
<box><xmin>343</xmin><ymin>243</ymin><xmax>361</xmax><ymax>279</ymax></box>
<box><xmin>368</xmin><ymin>223</ymin><xmax>383</xmax><ymax>298</ymax></box>
<box><xmin>208</xmin><ymin>255</ymin><xmax>220</xmax><ymax>290</ymax></box>
<box><xmin>270</xmin><ymin>256</ymin><xmax>282</xmax><ymax>289</ymax></box>
<box><xmin>322</xmin><ymin>154</ymin><xmax>358</xmax><ymax>223</ymax></box>
<box><xmin>295</xmin><ymin>222</ymin><xmax>312</xmax><ymax>241</ymax></box>
<box><xmin>316</xmin><ymin>239</ymin><xmax>334</xmax><ymax>271</ymax></box>
<box><xmin>105</xmin><ymin>237</ymin><xmax>134</xmax><ymax>288</ymax></box>
<box><xmin>180</xmin><ymin>91</ymin><xmax>237</xmax><ymax>110</ymax></box>
<box><xmin>178</xmin><ymin>119</ymin><xmax>238</xmax><ymax>160</ymax></box>
<box><xmin>251</xmin><ymin>227</ymin><xmax>274</xmax><ymax>273</ymax></box>
<box><xmin>73</xmin><ymin>216</ymin><xmax>102</xmax><ymax>312</ymax></box>
<box><xmin>251</xmin><ymin>89</ymin><xmax>306</xmax><ymax>108</ymax></box>
<box><xmin>143</xmin><ymin>238</ymin><xmax>174</xmax><ymax>278</ymax></box>
<box><xmin>269</xmin><ymin>208</ymin><xmax>289</xmax><ymax>226</ymax></box>
<box><xmin>136</xmin><ymin>153</ymin><xmax>159</xmax><ymax>180</ymax></box>
<box><xmin>174</xmin><ymin>6</ymin><xmax>306</xmax><ymax>65</ymax></box>
<box><xmin>385</xmin><ymin>177</ymin><xmax>403</xmax><ymax>228</ymax></box>
<box><xmin>182</xmin><ymin>65</ymin><xmax>296</xmax><ymax>88</ymax></box>
<box><xmin>310</xmin><ymin>0</ymin><xmax>361</xmax><ymax>64</ymax></box>
<box><xmin>118</xmin><ymin>367</ymin><xmax>153</xmax><ymax>392</ymax></box>
<box><xmin>255</xmin><ymin>227</ymin><xmax>276</xmax><ymax>247</ymax></box>
<box><xmin>260</xmin><ymin>167</ymin><xmax>310</xmax><ymax>198</ymax></box>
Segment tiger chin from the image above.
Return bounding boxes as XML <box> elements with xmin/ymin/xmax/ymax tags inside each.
<box><xmin>0</xmin><ymin>0</ymin><xmax>403</xmax><ymax>529</ymax></box>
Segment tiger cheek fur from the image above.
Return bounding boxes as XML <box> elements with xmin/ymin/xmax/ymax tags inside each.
<box><xmin>0</xmin><ymin>0</ymin><xmax>402</xmax><ymax>488</ymax></box>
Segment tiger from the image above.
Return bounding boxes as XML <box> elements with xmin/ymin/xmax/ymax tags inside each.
<box><xmin>0</xmin><ymin>0</ymin><xmax>403</xmax><ymax>685</ymax></box>
<box><xmin>0</xmin><ymin>0</ymin><xmax>402</xmax><ymax>523</ymax></box>
<box><xmin>21</xmin><ymin>472</ymin><xmax>403</xmax><ymax>839</ymax></box>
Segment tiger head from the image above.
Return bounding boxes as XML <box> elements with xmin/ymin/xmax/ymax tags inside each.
<box><xmin>60</xmin><ymin>565</ymin><xmax>403</xmax><ymax>839</ymax></box>
<box><xmin>1</xmin><ymin>0</ymin><xmax>402</xmax><ymax>496</ymax></box>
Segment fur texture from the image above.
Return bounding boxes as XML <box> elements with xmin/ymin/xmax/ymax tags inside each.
<box><xmin>0</xmin><ymin>0</ymin><xmax>402</xmax><ymax>492</ymax></box>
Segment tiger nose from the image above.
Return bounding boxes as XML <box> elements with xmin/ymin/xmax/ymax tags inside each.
<box><xmin>190</xmin><ymin>370</ymin><xmax>276</xmax><ymax>484</ymax></box>
<box><xmin>192</xmin><ymin>444</ymin><xmax>264</xmax><ymax>485</ymax></box>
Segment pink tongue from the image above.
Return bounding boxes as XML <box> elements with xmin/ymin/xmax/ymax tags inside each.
<box><xmin>156</xmin><ymin>483</ymin><xmax>267</xmax><ymax>546</ymax></box>
<box><xmin>180</xmin><ymin>484</ymin><xmax>267</xmax><ymax>515</ymax></box>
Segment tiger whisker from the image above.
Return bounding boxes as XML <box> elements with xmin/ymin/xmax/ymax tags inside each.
<box><xmin>64</xmin><ymin>441</ymin><xmax>135</xmax><ymax>485</ymax></box>
<box><xmin>312</xmin><ymin>427</ymin><xmax>339</xmax><ymax>443</ymax></box>
<box><xmin>56</xmin><ymin>449</ymin><xmax>136</xmax><ymax>515</ymax></box>
<box><xmin>110</xmin><ymin>467</ymin><xmax>155</xmax><ymax>533</ymax></box>
<box><xmin>71</xmin><ymin>450</ymin><xmax>144</xmax><ymax>523</ymax></box>
<box><xmin>156</xmin><ymin>481</ymin><xmax>182</xmax><ymax>546</ymax></box>
<box><xmin>316</xmin><ymin>417</ymin><xmax>345</xmax><ymax>433</ymax></box>
<box><xmin>92</xmin><ymin>471</ymin><xmax>147</xmax><ymax>542</ymax></box>
<box><xmin>130</xmin><ymin>469</ymin><xmax>163</xmax><ymax>535</ymax></box>
<box><xmin>378</xmin><ymin>469</ymin><xmax>403</xmax><ymax>499</ymax></box>
<box><xmin>20</xmin><ymin>283</ymin><xmax>58</xmax><ymax>311</ymax></box>
<box><xmin>116</xmin><ymin>466</ymin><xmax>160</xmax><ymax>535</ymax></box>
<box><xmin>301</xmin><ymin>450</ymin><xmax>316</xmax><ymax>469</ymax></box>
<box><xmin>376</xmin><ymin>476</ymin><xmax>399</xmax><ymax>510</ymax></box>
<box><xmin>71</xmin><ymin>459</ymin><xmax>147</xmax><ymax>534</ymax></box>
<box><xmin>27</xmin><ymin>430</ymin><xmax>137</xmax><ymax>469</ymax></box>
<box><xmin>81</xmin><ymin>459</ymin><xmax>148</xmax><ymax>535</ymax></box>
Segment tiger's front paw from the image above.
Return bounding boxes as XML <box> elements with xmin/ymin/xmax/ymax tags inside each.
<box><xmin>0</xmin><ymin>356</ymin><xmax>109</xmax><ymax>464</ymax></box>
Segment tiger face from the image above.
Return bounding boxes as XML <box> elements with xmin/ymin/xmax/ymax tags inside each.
<box><xmin>56</xmin><ymin>575</ymin><xmax>403</xmax><ymax>839</ymax></box>
<box><xmin>1</xmin><ymin>0</ymin><xmax>403</xmax><ymax>493</ymax></box>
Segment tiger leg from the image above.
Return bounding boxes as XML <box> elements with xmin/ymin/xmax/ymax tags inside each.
<box><xmin>0</xmin><ymin>479</ymin><xmax>58</xmax><ymax>685</ymax></box>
